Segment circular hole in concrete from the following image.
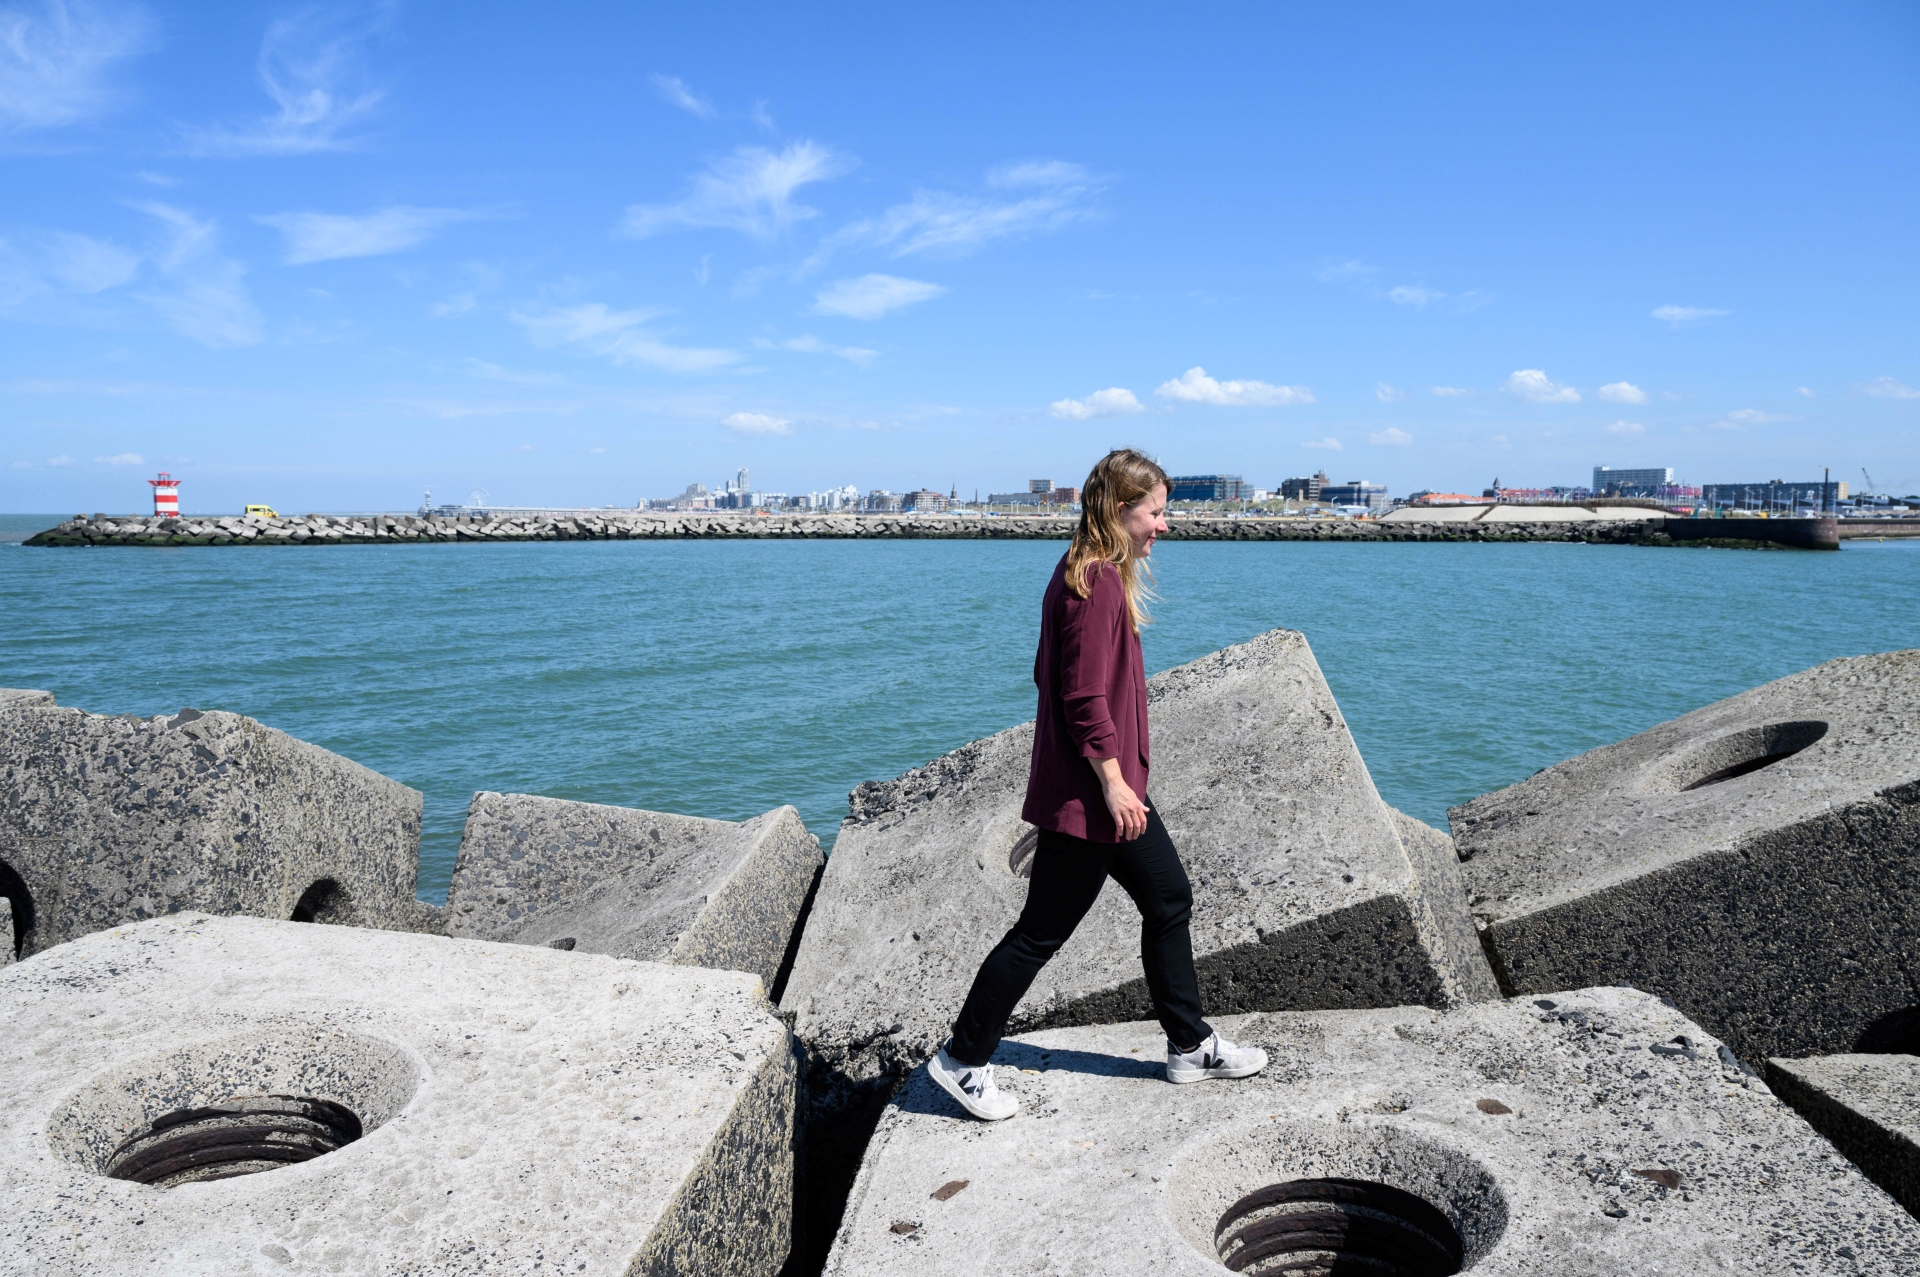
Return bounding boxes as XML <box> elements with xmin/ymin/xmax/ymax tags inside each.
<box><xmin>105</xmin><ymin>1094</ymin><xmax>363</xmax><ymax>1188</ymax></box>
<box><xmin>290</xmin><ymin>878</ymin><xmax>355</xmax><ymax>924</ymax></box>
<box><xmin>48</xmin><ymin>1029</ymin><xmax>420</xmax><ymax>1184</ymax></box>
<box><xmin>1215</xmin><ymin>1177</ymin><xmax>1463</xmax><ymax>1275</ymax></box>
<box><xmin>1855</xmin><ymin>1006</ymin><xmax>1920</xmax><ymax>1054</ymax></box>
<box><xmin>1650</xmin><ymin>720</ymin><xmax>1828</xmax><ymax>794</ymax></box>
<box><xmin>1008</xmin><ymin>827</ymin><xmax>1039</xmax><ymax>879</ymax></box>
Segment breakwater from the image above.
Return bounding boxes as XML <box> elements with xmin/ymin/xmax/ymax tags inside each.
<box><xmin>21</xmin><ymin>510</ymin><xmax>1769</xmax><ymax>547</ymax></box>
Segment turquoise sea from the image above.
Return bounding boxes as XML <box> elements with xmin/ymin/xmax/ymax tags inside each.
<box><xmin>5</xmin><ymin>512</ymin><xmax>1917</xmax><ymax>902</ymax></box>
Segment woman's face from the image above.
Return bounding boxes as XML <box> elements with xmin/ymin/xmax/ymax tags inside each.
<box><xmin>1119</xmin><ymin>483</ymin><xmax>1170</xmax><ymax>557</ymax></box>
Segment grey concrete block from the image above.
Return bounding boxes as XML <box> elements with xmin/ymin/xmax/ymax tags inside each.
<box><xmin>0</xmin><ymin>897</ymin><xmax>10</xmax><ymax>967</ymax></box>
<box><xmin>444</xmin><ymin>792</ymin><xmax>823</xmax><ymax>989</ymax></box>
<box><xmin>829</xmin><ymin>988</ymin><xmax>1920</xmax><ymax>1275</ymax></box>
<box><xmin>1452</xmin><ymin>650</ymin><xmax>1920</xmax><ymax>1063</ymax></box>
<box><xmin>781</xmin><ymin>629</ymin><xmax>1498</xmax><ymax>1099</ymax></box>
<box><xmin>1767</xmin><ymin>1053</ymin><xmax>1920</xmax><ymax>1217</ymax></box>
<box><xmin>0</xmin><ymin>914</ymin><xmax>797</xmax><ymax>1276</ymax></box>
<box><xmin>0</xmin><ymin>689</ymin><xmax>55</xmax><ymax>708</ymax></box>
<box><xmin>0</xmin><ymin>701</ymin><xmax>426</xmax><ymax>957</ymax></box>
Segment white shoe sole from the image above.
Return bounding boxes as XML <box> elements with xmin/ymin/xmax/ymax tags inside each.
<box><xmin>1166</xmin><ymin>1053</ymin><xmax>1268</xmax><ymax>1085</ymax></box>
<box><xmin>928</xmin><ymin>1060</ymin><xmax>1018</xmax><ymax>1121</ymax></box>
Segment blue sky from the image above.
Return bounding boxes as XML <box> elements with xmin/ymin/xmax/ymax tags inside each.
<box><xmin>3</xmin><ymin>1</ymin><xmax>1917</xmax><ymax>514</ymax></box>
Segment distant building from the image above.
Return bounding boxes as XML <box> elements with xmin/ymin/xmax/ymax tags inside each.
<box><xmin>987</xmin><ymin>485</ymin><xmax>1078</xmax><ymax>507</ymax></box>
<box><xmin>1702</xmin><ymin>480</ymin><xmax>1846</xmax><ymax>513</ymax></box>
<box><xmin>903</xmin><ymin>488</ymin><xmax>950</xmax><ymax>512</ymax></box>
<box><xmin>1168</xmin><ymin>474</ymin><xmax>1247</xmax><ymax>502</ymax></box>
<box><xmin>1029</xmin><ymin>479</ymin><xmax>1054</xmax><ymax>494</ymax></box>
<box><xmin>1279</xmin><ymin>471</ymin><xmax>1328</xmax><ymax>501</ymax></box>
<box><xmin>864</xmin><ymin>489</ymin><xmax>904</xmax><ymax>513</ymax></box>
<box><xmin>1592</xmin><ymin>466</ymin><xmax>1674</xmax><ymax>497</ymax></box>
<box><xmin>1319</xmin><ymin>480</ymin><xmax>1389</xmax><ymax>512</ymax></box>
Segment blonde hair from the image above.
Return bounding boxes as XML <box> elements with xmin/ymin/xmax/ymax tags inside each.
<box><xmin>1065</xmin><ymin>448</ymin><xmax>1169</xmax><ymax>630</ymax></box>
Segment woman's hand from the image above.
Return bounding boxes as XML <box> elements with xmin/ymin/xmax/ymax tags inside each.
<box><xmin>1091</xmin><ymin>756</ymin><xmax>1148</xmax><ymax>841</ymax></box>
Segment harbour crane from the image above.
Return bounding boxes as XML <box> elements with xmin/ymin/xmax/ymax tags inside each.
<box><xmin>1861</xmin><ymin>468</ymin><xmax>1877</xmax><ymax>496</ymax></box>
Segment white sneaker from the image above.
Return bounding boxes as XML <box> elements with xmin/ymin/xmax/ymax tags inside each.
<box><xmin>928</xmin><ymin>1047</ymin><xmax>1019</xmax><ymax>1121</ymax></box>
<box><xmin>1166</xmin><ymin>1031</ymin><xmax>1268</xmax><ymax>1084</ymax></box>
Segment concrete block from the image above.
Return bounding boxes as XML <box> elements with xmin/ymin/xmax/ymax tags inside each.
<box><xmin>0</xmin><ymin>914</ymin><xmax>797</xmax><ymax>1276</ymax></box>
<box><xmin>782</xmin><ymin>629</ymin><xmax>1499</xmax><ymax>1098</ymax></box>
<box><xmin>1766</xmin><ymin>1053</ymin><xmax>1920</xmax><ymax>1217</ymax></box>
<box><xmin>444</xmin><ymin>793</ymin><xmax>823</xmax><ymax>989</ymax></box>
<box><xmin>829</xmin><ymin>988</ymin><xmax>1920</xmax><ymax>1275</ymax></box>
<box><xmin>0</xmin><ymin>699</ymin><xmax>426</xmax><ymax>957</ymax></box>
<box><xmin>1452</xmin><ymin>650</ymin><xmax>1920</xmax><ymax>1063</ymax></box>
<box><xmin>0</xmin><ymin>689</ymin><xmax>55</xmax><ymax>708</ymax></box>
<box><xmin>0</xmin><ymin>897</ymin><xmax>10</xmax><ymax>967</ymax></box>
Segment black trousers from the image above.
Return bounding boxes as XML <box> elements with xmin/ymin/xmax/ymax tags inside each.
<box><xmin>948</xmin><ymin>803</ymin><xmax>1212</xmax><ymax>1067</ymax></box>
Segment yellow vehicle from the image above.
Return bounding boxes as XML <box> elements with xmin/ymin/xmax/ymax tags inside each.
<box><xmin>244</xmin><ymin>504</ymin><xmax>280</xmax><ymax>518</ymax></box>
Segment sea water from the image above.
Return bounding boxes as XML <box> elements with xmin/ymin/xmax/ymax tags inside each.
<box><xmin>4</xmin><ymin>513</ymin><xmax>1916</xmax><ymax>902</ymax></box>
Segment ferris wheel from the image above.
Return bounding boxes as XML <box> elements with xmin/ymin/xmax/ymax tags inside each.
<box><xmin>467</xmin><ymin>488</ymin><xmax>490</xmax><ymax>510</ymax></box>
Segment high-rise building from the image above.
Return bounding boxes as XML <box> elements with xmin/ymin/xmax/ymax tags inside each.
<box><xmin>1279</xmin><ymin>471</ymin><xmax>1328</xmax><ymax>501</ymax></box>
<box><xmin>1029</xmin><ymin>479</ymin><xmax>1053</xmax><ymax>494</ymax></box>
<box><xmin>1168</xmin><ymin>474</ymin><xmax>1247</xmax><ymax>501</ymax></box>
<box><xmin>1592</xmin><ymin>466</ymin><xmax>1674</xmax><ymax>496</ymax></box>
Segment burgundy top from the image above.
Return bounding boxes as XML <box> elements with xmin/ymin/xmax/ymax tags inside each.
<box><xmin>1020</xmin><ymin>555</ymin><xmax>1150</xmax><ymax>843</ymax></box>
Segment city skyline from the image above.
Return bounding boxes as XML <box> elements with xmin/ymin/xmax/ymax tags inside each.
<box><xmin>4</xmin><ymin>3</ymin><xmax>1918</xmax><ymax>513</ymax></box>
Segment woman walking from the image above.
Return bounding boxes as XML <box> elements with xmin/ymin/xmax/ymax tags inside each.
<box><xmin>928</xmin><ymin>448</ymin><xmax>1268</xmax><ymax>1122</ymax></box>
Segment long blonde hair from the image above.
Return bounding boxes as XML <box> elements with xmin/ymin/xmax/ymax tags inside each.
<box><xmin>1065</xmin><ymin>448</ymin><xmax>1169</xmax><ymax>630</ymax></box>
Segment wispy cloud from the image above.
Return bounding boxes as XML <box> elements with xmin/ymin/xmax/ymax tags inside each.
<box><xmin>1652</xmin><ymin>304</ymin><xmax>1729</xmax><ymax>328</ymax></box>
<box><xmin>1795</xmin><ymin>386</ymin><xmax>1816</xmax><ymax>398</ymax></box>
<box><xmin>177</xmin><ymin>5</ymin><xmax>388</xmax><ymax>156</ymax></box>
<box><xmin>94</xmin><ymin>450</ymin><xmax>141</xmax><ymax>463</ymax></box>
<box><xmin>1156</xmin><ymin>366</ymin><xmax>1313</xmax><ymax>406</ymax></box>
<box><xmin>1606</xmin><ymin>420</ymin><xmax>1644</xmax><ymax>435</ymax></box>
<box><xmin>511</xmin><ymin>302</ymin><xmax>738</xmax><ymax>372</ymax></box>
<box><xmin>1504</xmin><ymin>369</ymin><xmax>1580</xmax><ymax>403</ymax></box>
<box><xmin>256</xmin><ymin>206</ymin><xmax>481</xmax><ymax>264</ymax></box>
<box><xmin>1861</xmin><ymin>376</ymin><xmax>1919</xmax><ymax>400</ymax></box>
<box><xmin>810</xmin><ymin>273</ymin><xmax>943</xmax><ymax>320</ymax></box>
<box><xmin>1050</xmin><ymin>387</ymin><xmax>1143</xmax><ymax>420</ymax></box>
<box><xmin>1313</xmin><ymin>259</ymin><xmax>1375</xmax><ymax>283</ymax></box>
<box><xmin>0</xmin><ymin>227</ymin><xmax>139</xmax><ymax>304</ymax></box>
<box><xmin>0</xmin><ymin>0</ymin><xmax>153</xmax><ymax>131</ymax></box>
<box><xmin>650</xmin><ymin>74</ymin><xmax>715</xmax><ymax>119</ymax></box>
<box><xmin>621</xmin><ymin>141</ymin><xmax>851</xmax><ymax>241</ymax></box>
<box><xmin>723</xmin><ymin>411</ymin><xmax>790</xmax><ymax>436</ymax></box>
<box><xmin>1375</xmin><ymin>382</ymin><xmax>1404</xmax><ymax>402</ymax></box>
<box><xmin>1369</xmin><ymin>427</ymin><xmax>1413</xmax><ymax>446</ymax></box>
<box><xmin>1301</xmin><ymin>437</ymin><xmax>1343</xmax><ymax>450</ymax></box>
<box><xmin>46</xmin><ymin>452</ymin><xmax>72</xmax><ymax>463</ymax></box>
<box><xmin>130</xmin><ymin>201</ymin><xmax>261</xmax><ymax>347</ymax></box>
<box><xmin>755</xmin><ymin>334</ymin><xmax>878</xmax><ymax>366</ymax></box>
<box><xmin>1598</xmin><ymin>380</ymin><xmax>1646</xmax><ymax>404</ymax></box>
<box><xmin>1723</xmin><ymin>408</ymin><xmax>1787</xmax><ymax>424</ymax></box>
<box><xmin>803</xmin><ymin>160</ymin><xmax>1097</xmax><ymax>271</ymax></box>
<box><xmin>1388</xmin><ymin>285</ymin><xmax>1440</xmax><ymax>306</ymax></box>
<box><xmin>1429</xmin><ymin>385</ymin><xmax>1474</xmax><ymax>398</ymax></box>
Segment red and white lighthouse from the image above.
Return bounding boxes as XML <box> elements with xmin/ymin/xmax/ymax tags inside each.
<box><xmin>149</xmin><ymin>472</ymin><xmax>181</xmax><ymax>517</ymax></box>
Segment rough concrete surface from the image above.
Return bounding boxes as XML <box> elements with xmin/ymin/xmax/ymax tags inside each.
<box><xmin>1766</xmin><ymin>1053</ymin><xmax>1920</xmax><ymax>1216</ymax></box>
<box><xmin>782</xmin><ymin>629</ymin><xmax>1500</xmax><ymax>1100</ymax></box>
<box><xmin>0</xmin><ymin>696</ymin><xmax>427</xmax><ymax>957</ymax></box>
<box><xmin>1452</xmin><ymin>650</ymin><xmax>1920</xmax><ymax>1064</ymax></box>
<box><xmin>444</xmin><ymin>793</ymin><xmax>823</xmax><ymax>988</ymax></box>
<box><xmin>830</xmin><ymin>988</ymin><xmax>1920</xmax><ymax>1275</ymax></box>
<box><xmin>0</xmin><ymin>915</ymin><xmax>797</xmax><ymax>1276</ymax></box>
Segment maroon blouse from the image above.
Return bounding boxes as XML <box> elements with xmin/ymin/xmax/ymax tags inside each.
<box><xmin>1020</xmin><ymin>555</ymin><xmax>1149</xmax><ymax>843</ymax></box>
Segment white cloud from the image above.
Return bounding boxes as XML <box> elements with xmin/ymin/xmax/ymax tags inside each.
<box><xmin>650</xmin><ymin>74</ymin><xmax>714</xmax><ymax>119</ymax></box>
<box><xmin>1301</xmin><ymin>437</ymin><xmax>1343</xmax><ymax>450</ymax></box>
<box><xmin>0</xmin><ymin>0</ymin><xmax>152</xmax><ymax>130</ymax></box>
<box><xmin>1050</xmin><ymin>387</ymin><xmax>1143</xmax><ymax>420</ymax></box>
<box><xmin>511</xmin><ymin>303</ymin><xmax>738</xmax><ymax>372</ymax></box>
<box><xmin>810</xmin><ymin>273</ymin><xmax>944</xmax><ymax>320</ymax></box>
<box><xmin>0</xmin><ymin>228</ymin><xmax>140</xmax><ymax>305</ymax></box>
<box><xmin>1369</xmin><ymin>427</ymin><xmax>1413</xmax><ymax>446</ymax></box>
<box><xmin>723</xmin><ymin>411</ymin><xmax>791</xmax><ymax>436</ymax></box>
<box><xmin>1652</xmin><ymin>304</ymin><xmax>1730</xmax><ymax>327</ymax></box>
<box><xmin>1313</xmin><ymin>260</ymin><xmax>1375</xmax><ymax>282</ymax></box>
<box><xmin>94</xmin><ymin>450</ymin><xmax>140</xmax><ymax>463</ymax></box>
<box><xmin>1505</xmin><ymin>369</ymin><xmax>1580</xmax><ymax>403</ymax></box>
<box><xmin>1375</xmin><ymin>382</ymin><xmax>1404</xmax><ymax>402</ymax></box>
<box><xmin>255</xmin><ymin>206</ymin><xmax>477</xmax><ymax>264</ymax></box>
<box><xmin>1155</xmin><ymin>366</ymin><xmax>1313</xmax><ymax>406</ymax></box>
<box><xmin>759</xmin><ymin>334</ymin><xmax>878</xmax><ymax>366</ymax></box>
<box><xmin>430</xmin><ymin>292</ymin><xmax>475</xmax><ymax>317</ymax></box>
<box><xmin>130</xmin><ymin>202</ymin><xmax>261</xmax><ymax>347</ymax></box>
<box><xmin>10</xmin><ymin>459</ymin><xmax>31</xmax><ymax>468</ymax></box>
<box><xmin>1724</xmin><ymin>408</ymin><xmax>1786</xmax><ymax>424</ymax></box>
<box><xmin>1605</xmin><ymin>420</ymin><xmax>1644</xmax><ymax>435</ymax></box>
<box><xmin>1430</xmin><ymin>385</ymin><xmax>1473</xmax><ymax>397</ymax></box>
<box><xmin>1598</xmin><ymin>380</ymin><xmax>1647</xmax><ymax>404</ymax></box>
<box><xmin>804</xmin><ymin>160</ymin><xmax>1097</xmax><ymax>269</ymax></box>
<box><xmin>46</xmin><ymin>453</ymin><xmax>72</xmax><ymax>464</ymax></box>
<box><xmin>1388</xmin><ymin>286</ymin><xmax>1441</xmax><ymax>306</ymax></box>
<box><xmin>621</xmin><ymin>141</ymin><xmax>851</xmax><ymax>241</ymax></box>
<box><xmin>1796</xmin><ymin>386</ymin><xmax>1815</xmax><ymax>398</ymax></box>
<box><xmin>177</xmin><ymin>6</ymin><xmax>387</xmax><ymax>156</ymax></box>
<box><xmin>1861</xmin><ymin>376</ymin><xmax>1920</xmax><ymax>400</ymax></box>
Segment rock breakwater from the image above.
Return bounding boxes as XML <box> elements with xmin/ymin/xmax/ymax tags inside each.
<box><xmin>27</xmin><ymin>510</ymin><xmax>1685</xmax><ymax>546</ymax></box>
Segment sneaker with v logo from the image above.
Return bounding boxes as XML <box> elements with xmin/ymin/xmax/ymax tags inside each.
<box><xmin>1166</xmin><ymin>1030</ymin><xmax>1267</xmax><ymax>1084</ymax></box>
<box><xmin>929</xmin><ymin>1046</ymin><xmax>1019</xmax><ymax>1121</ymax></box>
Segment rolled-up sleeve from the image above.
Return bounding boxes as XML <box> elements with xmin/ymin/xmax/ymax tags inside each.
<box><xmin>1058</xmin><ymin>567</ymin><xmax>1123</xmax><ymax>758</ymax></box>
